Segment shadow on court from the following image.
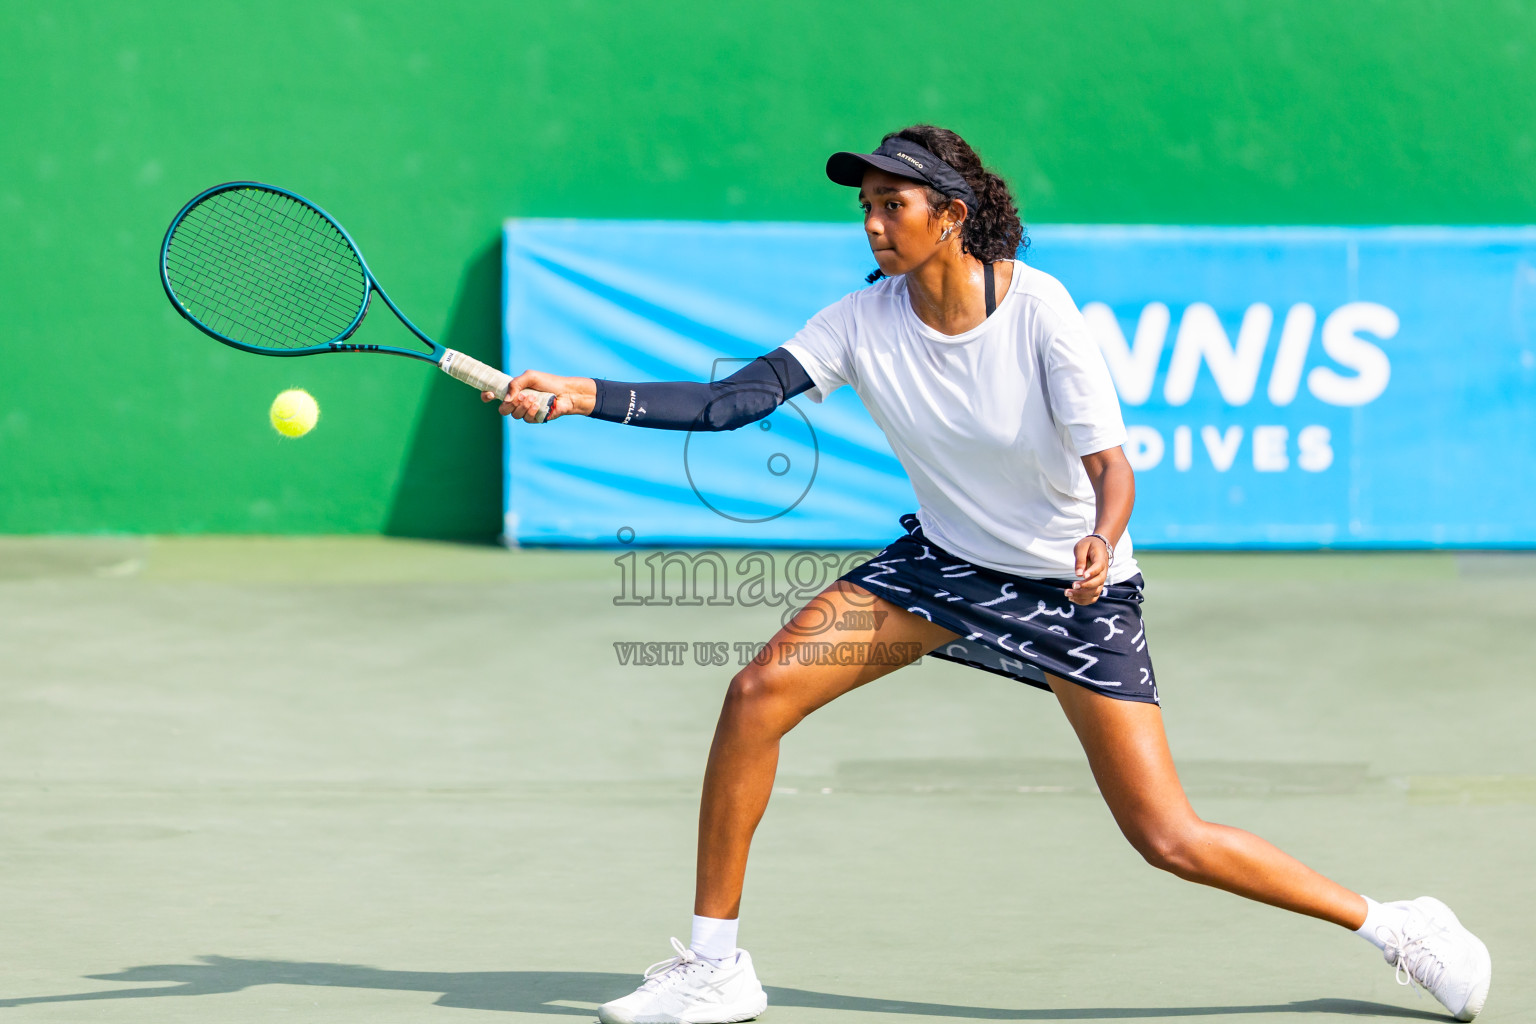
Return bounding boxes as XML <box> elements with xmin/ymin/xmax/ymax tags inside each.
<box><xmin>0</xmin><ymin>956</ymin><xmax>1444</xmax><ymax>1020</ymax></box>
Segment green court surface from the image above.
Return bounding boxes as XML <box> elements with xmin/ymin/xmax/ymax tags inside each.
<box><xmin>0</xmin><ymin>538</ymin><xmax>1531</xmax><ymax>1022</ymax></box>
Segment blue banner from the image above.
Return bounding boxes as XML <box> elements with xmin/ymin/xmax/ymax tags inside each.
<box><xmin>504</xmin><ymin>221</ymin><xmax>1536</xmax><ymax>548</ymax></box>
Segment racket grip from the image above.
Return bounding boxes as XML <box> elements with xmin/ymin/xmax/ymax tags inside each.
<box><xmin>439</xmin><ymin>349</ymin><xmax>554</xmax><ymax>423</ymax></box>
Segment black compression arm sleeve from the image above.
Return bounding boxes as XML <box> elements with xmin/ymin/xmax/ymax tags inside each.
<box><xmin>589</xmin><ymin>347</ymin><xmax>815</xmax><ymax>431</ymax></box>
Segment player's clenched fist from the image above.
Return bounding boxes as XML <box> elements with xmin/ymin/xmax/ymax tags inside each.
<box><xmin>483</xmin><ymin>371</ymin><xmax>597</xmax><ymax>422</ymax></box>
<box><xmin>1065</xmin><ymin>533</ymin><xmax>1111</xmax><ymax>605</ymax></box>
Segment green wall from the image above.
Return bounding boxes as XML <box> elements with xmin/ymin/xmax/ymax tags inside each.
<box><xmin>4</xmin><ymin>1</ymin><xmax>1534</xmax><ymax>537</ymax></box>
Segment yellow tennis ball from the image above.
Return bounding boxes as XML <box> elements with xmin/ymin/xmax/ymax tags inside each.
<box><xmin>269</xmin><ymin>388</ymin><xmax>320</xmax><ymax>438</ymax></box>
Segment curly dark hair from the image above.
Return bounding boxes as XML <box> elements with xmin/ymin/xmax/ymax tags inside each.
<box><xmin>865</xmin><ymin>124</ymin><xmax>1027</xmax><ymax>283</ymax></box>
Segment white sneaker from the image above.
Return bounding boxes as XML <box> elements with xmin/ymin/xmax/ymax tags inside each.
<box><xmin>1372</xmin><ymin>897</ymin><xmax>1492</xmax><ymax>1021</ymax></box>
<box><xmin>597</xmin><ymin>937</ymin><xmax>768</xmax><ymax>1024</ymax></box>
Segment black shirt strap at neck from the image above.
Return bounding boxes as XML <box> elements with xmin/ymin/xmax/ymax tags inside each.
<box><xmin>984</xmin><ymin>262</ymin><xmax>996</xmax><ymax>317</ymax></box>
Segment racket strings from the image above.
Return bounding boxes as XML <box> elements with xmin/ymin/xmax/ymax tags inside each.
<box><xmin>171</xmin><ymin>218</ymin><xmax>336</xmax><ymax>324</ymax></box>
<box><xmin>169</xmin><ymin>215</ymin><xmax>357</xmax><ymax>346</ymax></box>
<box><xmin>165</xmin><ymin>187</ymin><xmax>368</xmax><ymax>350</ymax></box>
<box><xmin>170</xmin><ymin>229</ymin><xmax>351</xmax><ymax>343</ymax></box>
<box><xmin>169</xmin><ymin>235</ymin><xmax>336</xmax><ymax>340</ymax></box>
<box><xmin>175</xmin><ymin>209</ymin><xmax>349</xmax><ymax>305</ymax></box>
<box><xmin>169</xmin><ymin>193</ymin><xmax>360</xmax><ymax>344</ymax></box>
<box><xmin>177</xmin><ymin>191</ymin><xmax>359</xmax><ymax>322</ymax></box>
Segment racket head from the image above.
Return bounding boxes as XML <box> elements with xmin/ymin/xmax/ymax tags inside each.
<box><xmin>160</xmin><ymin>182</ymin><xmax>375</xmax><ymax>356</ymax></box>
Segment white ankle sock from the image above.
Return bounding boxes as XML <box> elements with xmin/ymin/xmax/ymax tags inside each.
<box><xmin>690</xmin><ymin>914</ymin><xmax>738</xmax><ymax>960</ymax></box>
<box><xmin>1355</xmin><ymin>896</ymin><xmax>1410</xmax><ymax>951</ymax></box>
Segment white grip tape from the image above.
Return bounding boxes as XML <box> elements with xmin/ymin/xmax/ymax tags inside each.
<box><xmin>439</xmin><ymin>349</ymin><xmax>554</xmax><ymax>423</ymax></box>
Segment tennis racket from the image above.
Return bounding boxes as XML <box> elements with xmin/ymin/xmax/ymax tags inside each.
<box><xmin>159</xmin><ymin>181</ymin><xmax>554</xmax><ymax>420</ymax></box>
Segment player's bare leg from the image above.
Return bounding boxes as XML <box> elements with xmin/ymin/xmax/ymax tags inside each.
<box><xmin>598</xmin><ymin>585</ymin><xmax>953</xmax><ymax>1023</ymax></box>
<box><xmin>1046</xmin><ymin>672</ymin><xmax>1366</xmax><ymax>924</ymax></box>
<box><xmin>695</xmin><ymin>582</ymin><xmax>956</xmax><ymax>918</ymax></box>
<box><xmin>1047</xmin><ymin>674</ymin><xmax>1492</xmax><ymax>1018</ymax></box>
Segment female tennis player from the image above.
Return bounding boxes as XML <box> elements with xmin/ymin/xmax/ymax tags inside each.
<box><xmin>489</xmin><ymin>125</ymin><xmax>1492</xmax><ymax>1023</ymax></box>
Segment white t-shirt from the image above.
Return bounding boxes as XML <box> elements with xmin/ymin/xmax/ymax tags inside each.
<box><xmin>783</xmin><ymin>261</ymin><xmax>1139</xmax><ymax>583</ymax></box>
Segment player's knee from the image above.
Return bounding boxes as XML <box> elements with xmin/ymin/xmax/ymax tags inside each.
<box><xmin>724</xmin><ymin>664</ymin><xmax>800</xmax><ymax>734</ymax></box>
<box><xmin>726</xmin><ymin>663</ymin><xmax>772</xmax><ymax>704</ymax></box>
<box><xmin>1127</xmin><ymin>819</ymin><xmax>1204</xmax><ymax>878</ymax></box>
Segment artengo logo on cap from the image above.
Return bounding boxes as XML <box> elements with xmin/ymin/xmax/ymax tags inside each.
<box><xmin>894</xmin><ymin>151</ymin><xmax>925</xmax><ymax>170</ymax></box>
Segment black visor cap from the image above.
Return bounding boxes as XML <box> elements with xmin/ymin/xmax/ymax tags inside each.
<box><xmin>826</xmin><ymin>138</ymin><xmax>977</xmax><ymax>208</ymax></box>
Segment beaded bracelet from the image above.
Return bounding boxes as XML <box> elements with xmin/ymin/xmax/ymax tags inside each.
<box><xmin>1086</xmin><ymin>532</ymin><xmax>1114</xmax><ymax>566</ymax></box>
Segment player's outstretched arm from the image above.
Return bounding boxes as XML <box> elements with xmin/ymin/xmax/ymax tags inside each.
<box><xmin>487</xmin><ymin>348</ymin><xmax>815</xmax><ymax>432</ymax></box>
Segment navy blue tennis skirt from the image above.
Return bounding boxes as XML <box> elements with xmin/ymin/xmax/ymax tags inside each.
<box><xmin>840</xmin><ymin>514</ymin><xmax>1160</xmax><ymax>704</ymax></box>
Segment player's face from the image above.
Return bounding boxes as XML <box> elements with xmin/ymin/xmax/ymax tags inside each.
<box><xmin>858</xmin><ymin>168</ymin><xmax>954</xmax><ymax>275</ymax></box>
